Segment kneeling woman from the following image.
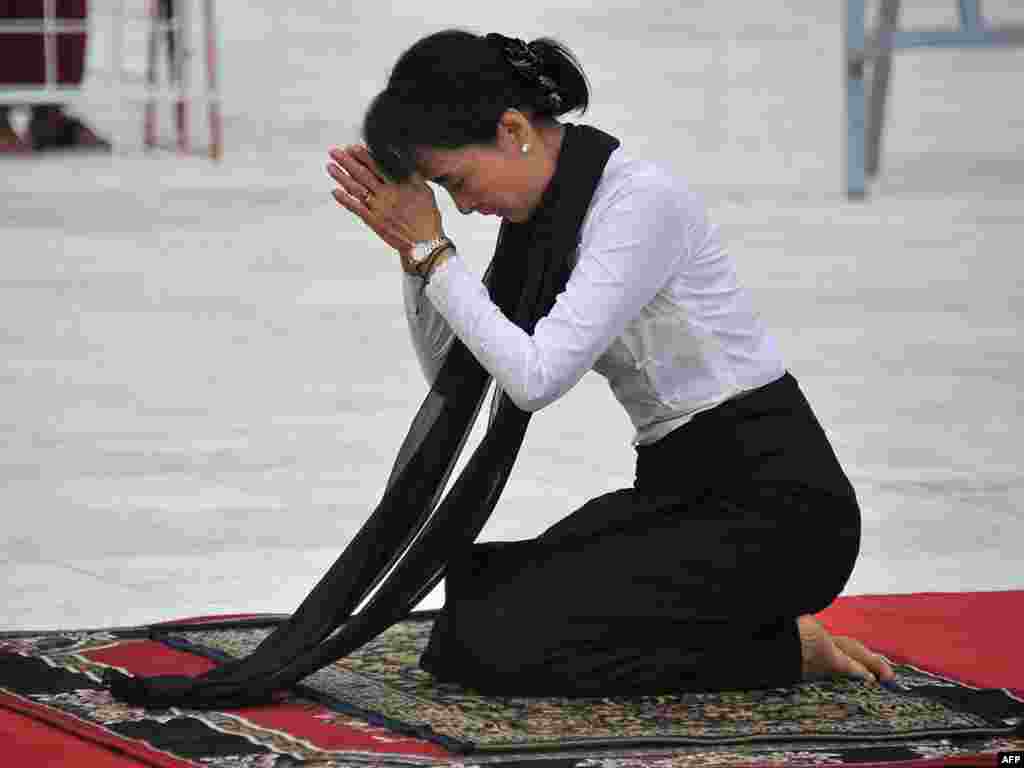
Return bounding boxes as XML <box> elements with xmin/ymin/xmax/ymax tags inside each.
<box><xmin>327</xmin><ymin>29</ymin><xmax>894</xmax><ymax>695</ymax></box>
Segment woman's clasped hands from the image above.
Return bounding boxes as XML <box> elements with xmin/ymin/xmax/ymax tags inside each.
<box><xmin>327</xmin><ymin>144</ymin><xmax>446</xmax><ymax>270</ymax></box>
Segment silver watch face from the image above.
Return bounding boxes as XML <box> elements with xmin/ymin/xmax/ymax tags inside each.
<box><xmin>412</xmin><ymin>243</ymin><xmax>432</xmax><ymax>264</ymax></box>
<box><xmin>412</xmin><ymin>238</ymin><xmax>445</xmax><ymax>265</ymax></box>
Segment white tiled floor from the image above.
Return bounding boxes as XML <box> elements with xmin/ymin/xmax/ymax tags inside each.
<box><xmin>2</xmin><ymin>0</ymin><xmax>1022</xmax><ymax>632</ymax></box>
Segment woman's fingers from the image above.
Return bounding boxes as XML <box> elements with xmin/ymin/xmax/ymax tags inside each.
<box><xmin>347</xmin><ymin>144</ymin><xmax>387</xmax><ymax>179</ymax></box>
<box><xmin>328</xmin><ymin>145</ymin><xmax>424</xmax><ymax>259</ymax></box>
<box><xmin>331</xmin><ymin>187</ymin><xmax>410</xmax><ymax>254</ymax></box>
<box><xmin>329</xmin><ymin>146</ymin><xmax>383</xmax><ymax>195</ymax></box>
<box><xmin>327</xmin><ymin>160</ymin><xmax>371</xmax><ymax>201</ymax></box>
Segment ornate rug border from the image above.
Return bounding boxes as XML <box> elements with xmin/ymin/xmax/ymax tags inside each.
<box><xmin>150</xmin><ymin>616</ymin><xmax>1023</xmax><ymax>756</ymax></box>
<box><xmin>154</xmin><ymin>632</ymin><xmax>473</xmax><ymax>755</ymax></box>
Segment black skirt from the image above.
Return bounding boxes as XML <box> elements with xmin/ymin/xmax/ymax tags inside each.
<box><xmin>419</xmin><ymin>371</ymin><xmax>862</xmax><ymax>696</ymax></box>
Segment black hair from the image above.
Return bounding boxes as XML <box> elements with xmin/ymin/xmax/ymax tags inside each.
<box><xmin>360</xmin><ymin>28</ymin><xmax>590</xmax><ymax>184</ymax></box>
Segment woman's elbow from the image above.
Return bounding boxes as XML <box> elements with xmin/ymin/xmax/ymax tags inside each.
<box><xmin>509</xmin><ymin>386</ymin><xmax>562</xmax><ymax>413</ymax></box>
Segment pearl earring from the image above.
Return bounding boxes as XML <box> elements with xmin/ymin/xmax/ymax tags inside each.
<box><xmin>521</xmin><ymin>144</ymin><xmax>529</xmax><ymax>154</ymax></box>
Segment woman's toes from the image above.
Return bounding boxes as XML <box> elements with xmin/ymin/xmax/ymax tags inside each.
<box><xmin>798</xmin><ymin>615</ymin><xmax>878</xmax><ymax>683</ymax></box>
<box><xmin>833</xmin><ymin>646</ymin><xmax>876</xmax><ymax>683</ymax></box>
<box><xmin>833</xmin><ymin>635</ymin><xmax>896</xmax><ymax>683</ymax></box>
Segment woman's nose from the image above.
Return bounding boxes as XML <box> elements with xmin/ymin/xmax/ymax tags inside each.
<box><xmin>453</xmin><ymin>191</ymin><xmax>476</xmax><ymax>215</ymax></box>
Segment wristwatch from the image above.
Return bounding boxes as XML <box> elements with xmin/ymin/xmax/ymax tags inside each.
<box><xmin>408</xmin><ymin>235</ymin><xmax>454</xmax><ymax>277</ymax></box>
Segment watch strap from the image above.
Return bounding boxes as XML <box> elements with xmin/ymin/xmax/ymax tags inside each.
<box><xmin>418</xmin><ymin>238</ymin><xmax>454</xmax><ymax>281</ymax></box>
<box><xmin>408</xmin><ymin>236</ymin><xmax>453</xmax><ymax>278</ymax></box>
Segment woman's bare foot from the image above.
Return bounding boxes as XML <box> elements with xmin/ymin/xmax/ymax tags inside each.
<box><xmin>798</xmin><ymin>615</ymin><xmax>896</xmax><ymax>684</ymax></box>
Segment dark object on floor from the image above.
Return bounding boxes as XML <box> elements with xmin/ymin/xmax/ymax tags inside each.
<box><xmin>0</xmin><ymin>107</ymin><xmax>32</xmax><ymax>154</ymax></box>
<box><xmin>29</xmin><ymin>108</ymin><xmax>111</xmax><ymax>152</ymax></box>
<box><xmin>0</xmin><ymin>134</ymin><xmax>32</xmax><ymax>153</ymax></box>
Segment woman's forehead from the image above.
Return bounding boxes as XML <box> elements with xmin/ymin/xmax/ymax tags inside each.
<box><xmin>417</xmin><ymin>145</ymin><xmax>467</xmax><ymax>180</ymax></box>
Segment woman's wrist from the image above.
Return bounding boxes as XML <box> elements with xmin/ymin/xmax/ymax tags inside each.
<box><xmin>401</xmin><ymin>235</ymin><xmax>452</xmax><ymax>279</ymax></box>
<box><xmin>421</xmin><ymin>243</ymin><xmax>454</xmax><ymax>281</ymax></box>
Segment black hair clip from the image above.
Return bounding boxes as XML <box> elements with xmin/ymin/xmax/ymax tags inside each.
<box><xmin>486</xmin><ymin>33</ymin><xmax>564</xmax><ymax>109</ymax></box>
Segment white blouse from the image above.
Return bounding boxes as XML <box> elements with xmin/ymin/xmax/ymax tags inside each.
<box><xmin>402</xmin><ymin>145</ymin><xmax>786</xmax><ymax>447</ymax></box>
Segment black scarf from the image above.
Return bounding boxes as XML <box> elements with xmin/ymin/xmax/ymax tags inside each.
<box><xmin>103</xmin><ymin>122</ymin><xmax>621</xmax><ymax>709</ymax></box>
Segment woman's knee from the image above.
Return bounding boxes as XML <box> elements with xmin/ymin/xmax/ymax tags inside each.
<box><xmin>447</xmin><ymin>602</ymin><xmax>542</xmax><ymax>680</ymax></box>
<box><xmin>798</xmin><ymin>496</ymin><xmax>862</xmax><ymax>613</ymax></box>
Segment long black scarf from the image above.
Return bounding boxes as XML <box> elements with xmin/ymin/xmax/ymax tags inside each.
<box><xmin>103</xmin><ymin>122</ymin><xmax>621</xmax><ymax>709</ymax></box>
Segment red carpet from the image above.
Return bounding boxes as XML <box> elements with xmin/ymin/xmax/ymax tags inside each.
<box><xmin>816</xmin><ymin>590</ymin><xmax>1024</xmax><ymax>701</ymax></box>
<box><xmin>0</xmin><ymin>698</ymin><xmax>193</xmax><ymax>768</ymax></box>
<box><xmin>2</xmin><ymin>593</ymin><xmax>1021</xmax><ymax>767</ymax></box>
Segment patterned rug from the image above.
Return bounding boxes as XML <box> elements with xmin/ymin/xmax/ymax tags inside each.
<box><xmin>2</xmin><ymin>611</ymin><xmax>1024</xmax><ymax>767</ymax></box>
<box><xmin>163</xmin><ymin>612</ymin><xmax>1024</xmax><ymax>753</ymax></box>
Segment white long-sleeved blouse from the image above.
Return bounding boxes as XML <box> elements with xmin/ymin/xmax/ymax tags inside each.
<box><xmin>401</xmin><ymin>145</ymin><xmax>786</xmax><ymax>447</ymax></box>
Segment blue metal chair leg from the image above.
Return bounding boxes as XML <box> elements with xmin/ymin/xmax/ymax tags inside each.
<box><xmin>844</xmin><ymin>0</ymin><xmax>1024</xmax><ymax>200</ymax></box>
<box><xmin>866</xmin><ymin>0</ymin><xmax>901</xmax><ymax>178</ymax></box>
<box><xmin>845</xmin><ymin>0</ymin><xmax>867</xmax><ymax>199</ymax></box>
<box><xmin>959</xmin><ymin>0</ymin><xmax>983</xmax><ymax>31</ymax></box>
